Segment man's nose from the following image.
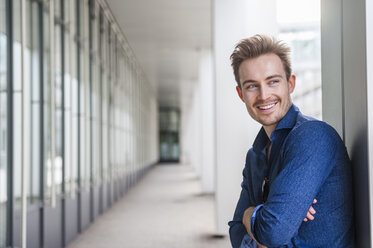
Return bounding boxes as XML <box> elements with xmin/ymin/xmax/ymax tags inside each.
<box><xmin>258</xmin><ymin>85</ymin><xmax>270</xmax><ymax>100</ymax></box>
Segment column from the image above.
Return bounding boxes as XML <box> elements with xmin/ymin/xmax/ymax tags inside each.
<box><xmin>321</xmin><ymin>0</ymin><xmax>373</xmax><ymax>246</ymax></box>
<box><xmin>213</xmin><ymin>0</ymin><xmax>277</xmax><ymax>235</ymax></box>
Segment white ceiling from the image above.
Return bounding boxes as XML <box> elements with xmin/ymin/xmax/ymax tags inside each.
<box><xmin>106</xmin><ymin>0</ymin><xmax>212</xmax><ymax>108</ymax></box>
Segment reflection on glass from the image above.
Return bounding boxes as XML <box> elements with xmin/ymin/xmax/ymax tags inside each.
<box><xmin>101</xmin><ymin>16</ymin><xmax>108</xmax><ymax>183</ymax></box>
<box><xmin>55</xmin><ymin>22</ymin><xmax>62</xmax><ymax>194</ymax></box>
<box><xmin>276</xmin><ymin>0</ymin><xmax>322</xmax><ymax>119</ymax></box>
<box><xmin>0</xmin><ymin>0</ymin><xmax>7</xmax><ymax>245</ymax></box>
<box><xmin>43</xmin><ymin>9</ymin><xmax>52</xmax><ymax>198</ymax></box>
<box><xmin>64</xmin><ymin>0</ymin><xmax>78</xmax><ymax>195</ymax></box>
<box><xmin>0</xmin><ymin>0</ymin><xmax>158</xmax><ymax>244</ymax></box>
<box><xmin>92</xmin><ymin>61</ymin><xmax>99</xmax><ymax>184</ymax></box>
<box><xmin>29</xmin><ymin>0</ymin><xmax>41</xmax><ymax>203</ymax></box>
<box><xmin>107</xmin><ymin>33</ymin><xmax>111</xmax><ymax>183</ymax></box>
<box><xmin>12</xmin><ymin>0</ymin><xmax>22</xmax><ymax>209</ymax></box>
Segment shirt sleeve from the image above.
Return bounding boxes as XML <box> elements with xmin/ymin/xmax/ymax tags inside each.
<box><xmin>250</xmin><ymin>204</ymin><xmax>263</xmax><ymax>236</ymax></box>
<box><xmin>251</xmin><ymin>121</ymin><xmax>340</xmax><ymax>247</ymax></box>
<box><xmin>240</xmin><ymin>234</ymin><xmax>259</xmax><ymax>248</ymax></box>
<box><xmin>228</xmin><ymin>152</ymin><xmax>255</xmax><ymax>248</ymax></box>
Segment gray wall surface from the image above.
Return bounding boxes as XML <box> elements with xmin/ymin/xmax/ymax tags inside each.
<box><xmin>321</xmin><ymin>0</ymin><xmax>371</xmax><ymax>246</ymax></box>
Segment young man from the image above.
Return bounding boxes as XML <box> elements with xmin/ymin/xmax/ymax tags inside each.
<box><xmin>228</xmin><ymin>35</ymin><xmax>354</xmax><ymax>248</ymax></box>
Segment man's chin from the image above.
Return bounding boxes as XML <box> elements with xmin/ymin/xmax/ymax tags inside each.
<box><xmin>258</xmin><ymin>119</ymin><xmax>278</xmax><ymax>127</ymax></box>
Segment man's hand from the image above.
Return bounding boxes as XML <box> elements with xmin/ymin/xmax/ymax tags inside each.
<box><xmin>243</xmin><ymin>199</ymin><xmax>316</xmax><ymax>247</ymax></box>
<box><xmin>257</xmin><ymin>243</ymin><xmax>267</xmax><ymax>248</ymax></box>
<box><xmin>303</xmin><ymin>199</ymin><xmax>317</xmax><ymax>222</ymax></box>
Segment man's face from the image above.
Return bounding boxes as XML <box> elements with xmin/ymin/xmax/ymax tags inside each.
<box><xmin>236</xmin><ymin>53</ymin><xmax>295</xmax><ymax>131</ymax></box>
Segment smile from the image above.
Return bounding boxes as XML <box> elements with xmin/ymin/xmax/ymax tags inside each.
<box><xmin>257</xmin><ymin>102</ymin><xmax>277</xmax><ymax>110</ymax></box>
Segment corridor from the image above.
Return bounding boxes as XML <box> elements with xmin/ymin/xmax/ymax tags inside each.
<box><xmin>67</xmin><ymin>164</ymin><xmax>230</xmax><ymax>248</ymax></box>
<box><xmin>2</xmin><ymin>0</ymin><xmax>372</xmax><ymax>247</ymax></box>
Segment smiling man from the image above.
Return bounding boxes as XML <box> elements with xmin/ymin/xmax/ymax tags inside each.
<box><xmin>228</xmin><ymin>35</ymin><xmax>354</xmax><ymax>248</ymax></box>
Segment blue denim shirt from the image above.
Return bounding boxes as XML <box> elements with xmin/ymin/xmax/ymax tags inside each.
<box><xmin>228</xmin><ymin>104</ymin><xmax>354</xmax><ymax>248</ymax></box>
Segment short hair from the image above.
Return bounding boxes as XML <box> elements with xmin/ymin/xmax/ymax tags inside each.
<box><xmin>230</xmin><ymin>34</ymin><xmax>292</xmax><ymax>87</ymax></box>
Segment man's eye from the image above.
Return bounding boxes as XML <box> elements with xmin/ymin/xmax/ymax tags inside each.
<box><xmin>270</xmin><ymin>80</ymin><xmax>279</xmax><ymax>85</ymax></box>
<box><xmin>247</xmin><ymin>84</ymin><xmax>257</xmax><ymax>89</ymax></box>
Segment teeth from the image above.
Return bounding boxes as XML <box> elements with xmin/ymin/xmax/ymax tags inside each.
<box><xmin>258</xmin><ymin>103</ymin><xmax>275</xmax><ymax>110</ymax></box>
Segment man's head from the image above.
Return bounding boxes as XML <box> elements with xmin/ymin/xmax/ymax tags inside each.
<box><xmin>231</xmin><ymin>34</ymin><xmax>292</xmax><ymax>87</ymax></box>
<box><xmin>231</xmin><ymin>35</ymin><xmax>295</xmax><ymax>135</ymax></box>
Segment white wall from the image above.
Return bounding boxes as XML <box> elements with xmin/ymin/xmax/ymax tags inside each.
<box><xmin>180</xmin><ymin>79</ymin><xmax>199</xmax><ymax>169</ymax></box>
<box><xmin>213</xmin><ymin>0</ymin><xmax>277</xmax><ymax>235</ymax></box>
<box><xmin>191</xmin><ymin>83</ymin><xmax>203</xmax><ymax>176</ymax></box>
<box><xmin>179</xmin><ymin>51</ymin><xmax>215</xmax><ymax>194</ymax></box>
<box><xmin>199</xmin><ymin>51</ymin><xmax>215</xmax><ymax>193</ymax></box>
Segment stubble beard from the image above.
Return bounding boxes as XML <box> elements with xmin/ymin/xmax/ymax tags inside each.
<box><xmin>249</xmin><ymin>98</ymin><xmax>292</xmax><ymax>127</ymax></box>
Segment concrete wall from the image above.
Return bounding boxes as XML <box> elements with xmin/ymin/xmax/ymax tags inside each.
<box><xmin>212</xmin><ymin>0</ymin><xmax>277</xmax><ymax>234</ymax></box>
<box><xmin>199</xmin><ymin>51</ymin><xmax>215</xmax><ymax>193</ymax></box>
<box><xmin>367</xmin><ymin>1</ymin><xmax>373</xmax><ymax>246</ymax></box>
<box><xmin>180</xmin><ymin>50</ymin><xmax>215</xmax><ymax>194</ymax></box>
<box><xmin>321</xmin><ymin>0</ymin><xmax>373</xmax><ymax>246</ymax></box>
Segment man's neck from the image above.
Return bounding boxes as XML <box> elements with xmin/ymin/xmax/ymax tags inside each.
<box><xmin>263</xmin><ymin>102</ymin><xmax>293</xmax><ymax>139</ymax></box>
<box><xmin>263</xmin><ymin>125</ymin><xmax>276</xmax><ymax>141</ymax></box>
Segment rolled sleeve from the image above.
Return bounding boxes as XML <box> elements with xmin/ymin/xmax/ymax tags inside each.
<box><xmin>229</xmin><ymin>151</ymin><xmax>255</xmax><ymax>248</ymax></box>
<box><xmin>250</xmin><ymin>204</ymin><xmax>263</xmax><ymax>238</ymax></box>
<box><xmin>240</xmin><ymin>234</ymin><xmax>258</xmax><ymax>248</ymax></box>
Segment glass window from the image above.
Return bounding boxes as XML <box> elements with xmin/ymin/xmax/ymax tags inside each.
<box><xmin>276</xmin><ymin>0</ymin><xmax>322</xmax><ymax>119</ymax></box>
<box><xmin>63</xmin><ymin>27</ymin><xmax>72</xmax><ymax>193</ymax></box>
<box><xmin>78</xmin><ymin>0</ymin><xmax>90</xmax><ymax>190</ymax></box>
<box><xmin>64</xmin><ymin>0</ymin><xmax>78</xmax><ymax>196</ymax></box>
<box><xmin>12</xmin><ymin>0</ymin><xmax>22</xmax><ymax>207</ymax></box>
<box><xmin>92</xmin><ymin>61</ymin><xmax>100</xmax><ymax>184</ymax></box>
<box><xmin>43</xmin><ymin>7</ymin><xmax>52</xmax><ymax>199</ymax></box>
<box><xmin>54</xmin><ymin>0</ymin><xmax>60</xmax><ymax>19</ymax></box>
<box><xmin>55</xmin><ymin>20</ymin><xmax>63</xmax><ymax>195</ymax></box>
<box><xmin>91</xmin><ymin>2</ymin><xmax>100</xmax><ymax>185</ymax></box>
<box><xmin>123</xmin><ymin>56</ymin><xmax>129</xmax><ymax>178</ymax></box>
<box><xmin>159</xmin><ymin>108</ymin><xmax>180</xmax><ymax>162</ymax></box>
<box><xmin>102</xmin><ymin>16</ymin><xmax>108</xmax><ymax>183</ymax></box>
<box><xmin>0</xmin><ymin>0</ymin><xmax>7</xmax><ymax>245</ymax></box>
<box><xmin>27</xmin><ymin>0</ymin><xmax>40</xmax><ymax>204</ymax></box>
<box><xmin>107</xmin><ymin>25</ymin><xmax>113</xmax><ymax>183</ymax></box>
<box><xmin>89</xmin><ymin>1</ymin><xmax>94</xmax><ymax>184</ymax></box>
<box><xmin>68</xmin><ymin>0</ymin><xmax>80</xmax><ymax>195</ymax></box>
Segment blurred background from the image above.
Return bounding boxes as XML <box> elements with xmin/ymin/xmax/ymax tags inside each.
<box><xmin>1</xmin><ymin>0</ymin><xmax>372</xmax><ymax>247</ymax></box>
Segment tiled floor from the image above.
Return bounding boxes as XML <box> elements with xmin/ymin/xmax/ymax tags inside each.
<box><xmin>67</xmin><ymin>164</ymin><xmax>231</xmax><ymax>248</ymax></box>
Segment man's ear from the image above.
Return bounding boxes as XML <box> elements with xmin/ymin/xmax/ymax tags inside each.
<box><xmin>236</xmin><ymin>86</ymin><xmax>245</xmax><ymax>102</ymax></box>
<box><xmin>288</xmin><ymin>75</ymin><xmax>296</xmax><ymax>93</ymax></box>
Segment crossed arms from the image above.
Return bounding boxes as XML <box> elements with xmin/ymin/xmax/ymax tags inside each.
<box><xmin>229</xmin><ymin>122</ymin><xmax>338</xmax><ymax>247</ymax></box>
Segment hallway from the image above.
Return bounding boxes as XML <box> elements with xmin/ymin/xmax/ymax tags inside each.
<box><xmin>67</xmin><ymin>164</ymin><xmax>230</xmax><ymax>248</ymax></box>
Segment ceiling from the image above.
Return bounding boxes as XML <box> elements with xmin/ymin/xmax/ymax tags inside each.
<box><xmin>106</xmin><ymin>0</ymin><xmax>212</xmax><ymax>108</ymax></box>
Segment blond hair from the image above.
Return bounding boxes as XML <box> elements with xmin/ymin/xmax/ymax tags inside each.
<box><xmin>230</xmin><ymin>34</ymin><xmax>292</xmax><ymax>87</ymax></box>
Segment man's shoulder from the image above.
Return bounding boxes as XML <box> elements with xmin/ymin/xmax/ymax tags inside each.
<box><xmin>245</xmin><ymin>147</ymin><xmax>263</xmax><ymax>165</ymax></box>
<box><xmin>245</xmin><ymin>147</ymin><xmax>256</xmax><ymax>159</ymax></box>
<box><xmin>282</xmin><ymin>113</ymin><xmax>348</xmax><ymax>161</ymax></box>
<box><xmin>292</xmin><ymin>113</ymin><xmax>336</xmax><ymax>135</ymax></box>
<box><xmin>288</xmin><ymin>114</ymin><xmax>342</xmax><ymax>145</ymax></box>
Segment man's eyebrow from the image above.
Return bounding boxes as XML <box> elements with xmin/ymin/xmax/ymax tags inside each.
<box><xmin>241</xmin><ymin>79</ymin><xmax>257</xmax><ymax>85</ymax></box>
<box><xmin>266</xmin><ymin>74</ymin><xmax>283</xmax><ymax>80</ymax></box>
<box><xmin>241</xmin><ymin>74</ymin><xmax>283</xmax><ymax>86</ymax></box>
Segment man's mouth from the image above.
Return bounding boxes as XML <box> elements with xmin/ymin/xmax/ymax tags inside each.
<box><xmin>257</xmin><ymin>102</ymin><xmax>277</xmax><ymax>110</ymax></box>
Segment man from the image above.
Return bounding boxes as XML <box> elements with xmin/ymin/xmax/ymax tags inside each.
<box><xmin>228</xmin><ymin>35</ymin><xmax>354</xmax><ymax>248</ymax></box>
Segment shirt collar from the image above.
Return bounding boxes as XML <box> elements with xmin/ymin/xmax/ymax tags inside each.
<box><xmin>274</xmin><ymin>104</ymin><xmax>298</xmax><ymax>131</ymax></box>
<box><xmin>252</xmin><ymin>104</ymin><xmax>299</xmax><ymax>153</ymax></box>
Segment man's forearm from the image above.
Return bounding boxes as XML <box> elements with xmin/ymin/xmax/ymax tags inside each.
<box><xmin>243</xmin><ymin>207</ymin><xmax>267</xmax><ymax>248</ymax></box>
<box><xmin>242</xmin><ymin>201</ymin><xmax>317</xmax><ymax>248</ymax></box>
<box><xmin>242</xmin><ymin>207</ymin><xmax>255</xmax><ymax>239</ymax></box>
